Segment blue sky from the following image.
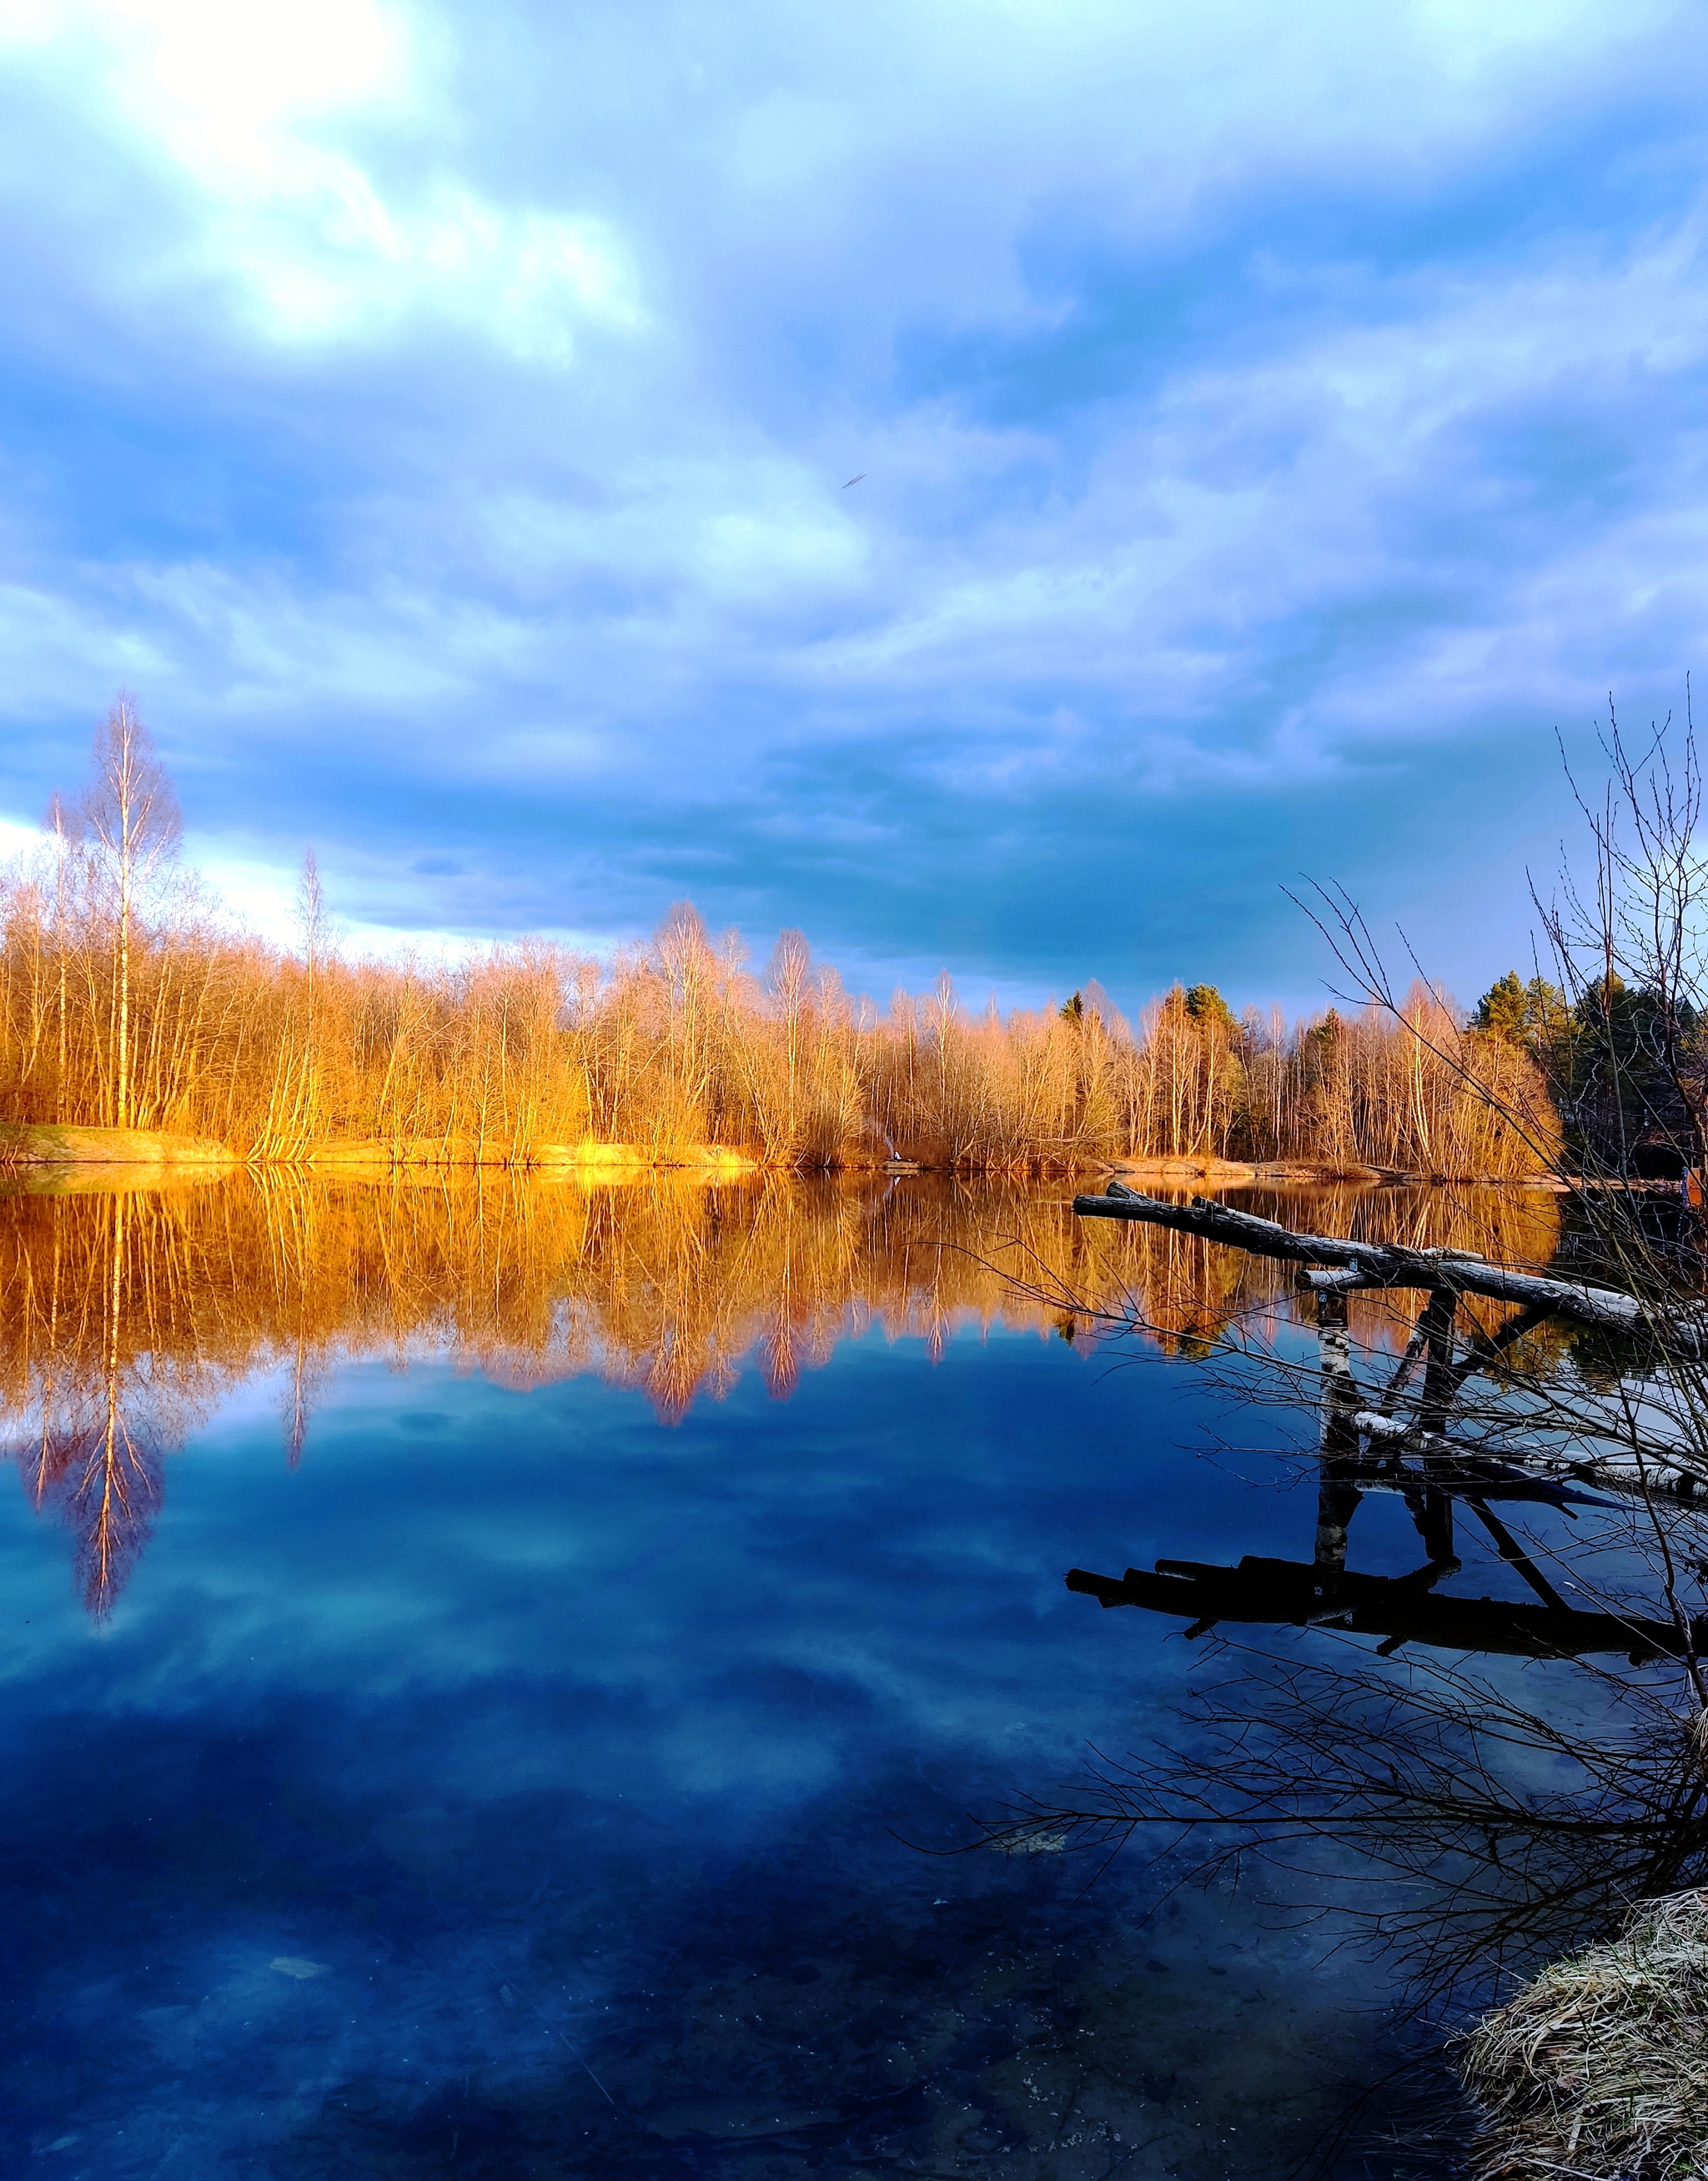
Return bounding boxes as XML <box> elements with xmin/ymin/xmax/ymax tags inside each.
<box><xmin>1</xmin><ymin>0</ymin><xmax>1705</xmax><ymax>1015</ymax></box>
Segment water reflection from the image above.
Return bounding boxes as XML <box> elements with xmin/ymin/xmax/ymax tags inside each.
<box><xmin>0</xmin><ymin>1173</ymin><xmax>1600</xmax><ymax>2178</ymax></box>
<box><xmin>7</xmin><ymin>1191</ymin><xmax>178</xmax><ymax>1611</ymax></box>
<box><xmin>1051</xmin><ymin>1426</ymin><xmax>1708</xmax><ymax>2012</ymax></box>
<box><xmin>0</xmin><ymin>1172</ymin><xmax>1560</xmax><ymax>1614</ymax></box>
<box><xmin>994</xmin><ymin>1624</ymin><xmax>1708</xmax><ymax>2031</ymax></box>
<box><xmin>1009</xmin><ymin>1187</ymin><xmax>1708</xmax><ymax>2082</ymax></box>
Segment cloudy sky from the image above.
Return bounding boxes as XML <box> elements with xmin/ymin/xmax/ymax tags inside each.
<box><xmin>1</xmin><ymin>0</ymin><xmax>1704</xmax><ymax>1013</ymax></box>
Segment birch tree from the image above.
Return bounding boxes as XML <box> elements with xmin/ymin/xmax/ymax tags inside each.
<box><xmin>77</xmin><ymin>696</ymin><xmax>182</xmax><ymax>1130</ymax></box>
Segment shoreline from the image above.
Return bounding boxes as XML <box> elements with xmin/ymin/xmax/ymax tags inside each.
<box><xmin>0</xmin><ymin>1124</ymin><xmax>1575</xmax><ymax>1190</ymax></box>
<box><xmin>1106</xmin><ymin>1156</ymin><xmax>1570</xmax><ymax>1189</ymax></box>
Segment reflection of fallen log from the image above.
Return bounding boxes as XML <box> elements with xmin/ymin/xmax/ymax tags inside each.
<box><xmin>1354</xmin><ymin>1410</ymin><xmax>1705</xmax><ymax>1510</ymax></box>
<box><xmin>1073</xmin><ymin>1186</ymin><xmax>1708</xmax><ymax>1351</ymax></box>
<box><xmin>1066</xmin><ymin>1555</ymin><xmax>1705</xmax><ymax>1662</ymax></box>
<box><xmin>1332</xmin><ymin>1436</ymin><xmax>1613</xmax><ymax>1510</ymax></box>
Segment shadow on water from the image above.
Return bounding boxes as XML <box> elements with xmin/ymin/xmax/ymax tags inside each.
<box><xmin>8</xmin><ymin>1170</ymin><xmax>1665</xmax><ymax>2178</ymax></box>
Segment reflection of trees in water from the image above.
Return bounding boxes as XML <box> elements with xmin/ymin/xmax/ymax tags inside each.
<box><xmin>3</xmin><ymin>1192</ymin><xmax>215</xmax><ymax>1613</ymax></box>
<box><xmin>1087</xmin><ymin>1183</ymin><xmax>1564</xmax><ymax>1363</ymax></box>
<box><xmin>0</xmin><ymin>1173</ymin><xmax>1558</xmax><ymax>1613</ymax></box>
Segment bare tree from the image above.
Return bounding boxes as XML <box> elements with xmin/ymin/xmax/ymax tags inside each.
<box><xmin>76</xmin><ymin>696</ymin><xmax>181</xmax><ymax>1131</ymax></box>
<box><xmin>297</xmin><ymin>848</ymin><xmax>328</xmax><ymax>984</ymax></box>
<box><xmin>1536</xmin><ymin>695</ymin><xmax>1708</xmax><ymax>1178</ymax></box>
<box><xmin>44</xmin><ymin>790</ymin><xmax>78</xmax><ymax>1119</ymax></box>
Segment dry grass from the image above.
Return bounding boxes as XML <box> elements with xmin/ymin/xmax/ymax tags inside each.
<box><xmin>1458</xmin><ymin>1887</ymin><xmax>1708</xmax><ymax>2181</ymax></box>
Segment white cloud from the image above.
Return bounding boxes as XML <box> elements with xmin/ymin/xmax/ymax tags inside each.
<box><xmin>2</xmin><ymin>0</ymin><xmax>641</xmax><ymax>358</ymax></box>
<box><xmin>95</xmin><ymin>0</ymin><xmax>409</xmax><ymax>133</ymax></box>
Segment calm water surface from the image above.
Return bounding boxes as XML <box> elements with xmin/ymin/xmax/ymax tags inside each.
<box><xmin>0</xmin><ymin>1176</ymin><xmax>1570</xmax><ymax>2178</ymax></box>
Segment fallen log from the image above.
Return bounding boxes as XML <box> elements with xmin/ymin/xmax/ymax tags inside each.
<box><xmin>1335</xmin><ymin>1425</ymin><xmax>1615</xmax><ymax>1510</ymax></box>
<box><xmin>1073</xmin><ymin>1185</ymin><xmax>1708</xmax><ymax>1353</ymax></box>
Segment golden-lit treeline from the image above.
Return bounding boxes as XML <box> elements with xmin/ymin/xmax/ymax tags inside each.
<box><xmin>0</xmin><ymin>872</ymin><xmax>594</xmax><ymax>1161</ymax></box>
<box><xmin>1232</xmin><ymin>991</ymin><xmax>1559</xmax><ymax>1176</ymax></box>
<box><xmin>0</xmin><ymin>1173</ymin><xmax>1560</xmax><ymax>1613</ymax></box>
<box><xmin>0</xmin><ymin>707</ymin><xmax>1555</xmax><ymax>1171</ymax></box>
<box><xmin>0</xmin><ymin>863</ymin><xmax>1559</xmax><ymax>1175</ymax></box>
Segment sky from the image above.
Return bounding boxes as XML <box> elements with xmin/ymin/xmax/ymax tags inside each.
<box><xmin>2</xmin><ymin>0</ymin><xmax>1706</xmax><ymax>1017</ymax></box>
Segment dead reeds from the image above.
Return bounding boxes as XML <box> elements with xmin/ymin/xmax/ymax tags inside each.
<box><xmin>1458</xmin><ymin>1887</ymin><xmax>1708</xmax><ymax>2181</ymax></box>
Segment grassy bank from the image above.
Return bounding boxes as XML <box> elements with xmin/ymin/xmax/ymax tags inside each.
<box><xmin>1458</xmin><ymin>1889</ymin><xmax>1708</xmax><ymax>2181</ymax></box>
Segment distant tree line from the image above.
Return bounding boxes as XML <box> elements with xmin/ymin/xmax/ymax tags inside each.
<box><xmin>0</xmin><ymin>700</ymin><xmax>1559</xmax><ymax>1177</ymax></box>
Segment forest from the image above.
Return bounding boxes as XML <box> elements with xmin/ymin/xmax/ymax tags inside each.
<box><xmin>0</xmin><ymin>701</ymin><xmax>1560</xmax><ymax>1178</ymax></box>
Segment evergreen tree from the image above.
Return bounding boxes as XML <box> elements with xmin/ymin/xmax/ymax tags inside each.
<box><xmin>1183</xmin><ymin>983</ymin><xmax>1238</xmax><ymax>1040</ymax></box>
<box><xmin>1474</xmin><ymin>972</ymin><xmax>1527</xmax><ymax>1043</ymax></box>
<box><xmin>1473</xmin><ymin>972</ymin><xmax>1572</xmax><ymax>1065</ymax></box>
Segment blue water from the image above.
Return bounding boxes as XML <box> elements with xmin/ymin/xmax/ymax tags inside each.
<box><xmin>0</xmin><ymin>1224</ymin><xmax>1465</xmax><ymax>2178</ymax></box>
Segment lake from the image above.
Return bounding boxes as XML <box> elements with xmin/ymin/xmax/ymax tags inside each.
<box><xmin>0</xmin><ymin>1173</ymin><xmax>1580</xmax><ymax>2178</ymax></box>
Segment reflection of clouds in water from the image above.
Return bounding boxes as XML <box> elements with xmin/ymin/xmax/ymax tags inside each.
<box><xmin>53</xmin><ymin>1333</ymin><xmax>1223</xmax><ymax>1808</ymax></box>
<box><xmin>0</xmin><ymin>1176</ymin><xmax>1582</xmax><ymax>2174</ymax></box>
<box><xmin>0</xmin><ymin>1689</ymin><xmax>1400</xmax><ymax>2180</ymax></box>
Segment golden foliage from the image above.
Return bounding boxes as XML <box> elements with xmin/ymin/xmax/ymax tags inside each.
<box><xmin>0</xmin><ymin>714</ymin><xmax>1560</xmax><ymax>1173</ymax></box>
<box><xmin>0</xmin><ymin>854</ymin><xmax>1560</xmax><ymax>1178</ymax></box>
<box><xmin>0</xmin><ymin>719</ymin><xmax>1561</xmax><ymax>1178</ymax></box>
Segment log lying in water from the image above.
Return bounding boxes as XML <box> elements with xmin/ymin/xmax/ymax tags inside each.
<box><xmin>1067</xmin><ymin>1555</ymin><xmax>1703</xmax><ymax>1662</ymax></box>
<box><xmin>1333</xmin><ymin>1429</ymin><xmax>1615</xmax><ymax>1510</ymax></box>
<box><xmin>1073</xmin><ymin>1184</ymin><xmax>1708</xmax><ymax>1352</ymax></box>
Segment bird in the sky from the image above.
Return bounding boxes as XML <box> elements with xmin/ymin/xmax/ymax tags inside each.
<box><xmin>842</xmin><ymin>473</ymin><xmax>866</xmax><ymax>488</ymax></box>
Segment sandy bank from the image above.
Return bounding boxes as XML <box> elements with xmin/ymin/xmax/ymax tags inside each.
<box><xmin>1107</xmin><ymin>1157</ymin><xmax>1567</xmax><ymax>1188</ymax></box>
<box><xmin>0</xmin><ymin>1123</ymin><xmax>238</xmax><ymax>1179</ymax></box>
